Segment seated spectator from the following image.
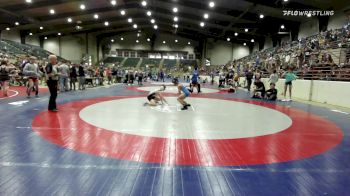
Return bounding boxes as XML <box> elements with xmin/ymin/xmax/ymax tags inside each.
<box><xmin>265</xmin><ymin>83</ymin><xmax>278</xmax><ymax>101</ymax></box>
<box><xmin>252</xmin><ymin>80</ymin><xmax>265</xmax><ymax>99</ymax></box>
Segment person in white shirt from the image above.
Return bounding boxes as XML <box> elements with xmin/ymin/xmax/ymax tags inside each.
<box><xmin>268</xmin><ymin>70</ymin><xmax>279</xmax><ymax>84</ymax></box>
<box><xmin>58</xmin><ymin>61</ymin><xmax>69</xmax><ymax>92</ymax></box>
<box><xmin>23</xmin><ymin>56</ymin><xmax>41</xmax><ymax>98</ymax></box>
<box><xmin>145</xmin><ymin>85</ymin><xmax>168</xmax><ymax>106</ymax></box>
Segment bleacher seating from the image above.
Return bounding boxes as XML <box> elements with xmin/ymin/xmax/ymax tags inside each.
<box><xmin>163</xmin><ymin>59</ymin><xmax>176</xmax><ymax>69</ymax></box>
<box><xmin>141</xmin><ymin>58</ymin><xmax>161</xmax><ymax>67</ymax></box>
<box><xmin>104</xmin><ymin>57</ymin><xmax>125</xmax><ymax>64</ymax></box>
<box><xmin>123</xmin><ymin>58</ymin><xmax>140</xmax><ymax>67</ymax></box>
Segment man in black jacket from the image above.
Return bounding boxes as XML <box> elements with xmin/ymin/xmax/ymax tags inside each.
<box><xmin>245</xmin><ymin>70</ymin><xmax>253</xmax><ymax>92</ymax></box>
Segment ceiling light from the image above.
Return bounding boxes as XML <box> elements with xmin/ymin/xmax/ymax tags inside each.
<box><xmin>174</xmin><ymin>24</ymin><xmax>178</xmax><ymax>28</ymax></box>
<box><xmin>200</xmin><ymin>22</ymin><xmax>205</xmax><ymax>27</ymax></box>
<box><xmin>204</xmin><ymin>13</ymin><xmax>209</xmax><ymax>19</ymax></box>
<box><xmin>259</xmin><ymin>14</ymin><xmax>264</xmax><ymax>19</ymax></box>
<box><xmin>49</xmin><ymin>9</ymin><xmax>55</xmax><ymax>15</ymax></box>
<box><xmin>234</xmin><ymin>32</ymin><xmax>238</xmax><ymax>36</ymax></box>
<box><xmin>175</xmin><ymin>39</ymin><xmax>178</xmax><ymax>43</ymax></box>
<box><xmin>128</xmin><ymin>18</ymin><xmax>133</xmax><ymax>23</ymax></box>
<box><xmin>141</xmin><ymin>1</ymin><xmax>147</xmax><ymax>6</ymax></box>
<box><xmin>283</xmin><ymin>0</ymin><xmax>288</xmax><ymax>2</ymax></box>
<box><xmin>245</xmin><ymin>28</ymin><xmax>248</xmax><ymax>32</ymax></box>
<box><xmin>67</xmin><ymin>18</ymin><xmax>73</xmax><ymax>23</ymax></box>
<box><xmin>188</xmin><ymin>42</ymin><xmax>191</xmax><ymax>45</ymax></box>
<box><xmin>111</xmin><ymin>0</ymin><xmax>117</xmax><ymax>6</ymax></box>
<box><xmin>15</xmin><ymin>22</ymin><xmax>19</xmax><ymax>26</ymax></box>
<box><xmin>133</xmin><ymin>24</ymin><xmax>138</xmax><ymax>29</ymax></box>
<box><xmin>307</xmin><ymin>13</ymin><xmax>312</xmax><ymax>17</ymax></box>
<box><xmin>251</xmin><ymin>39</ymin><xmax>254</xmax><ymax>42</ymax></box>
<box><xmin>6</xmin><ymin>27</ymin><xmax>10</xmax><ymax>31</ymax></box>
<box><xmin>147</xmin><ymin>11</ymin><xmax>152</xmax><ymax>16</ymax></box>
<box><xmin>58</xmin><ymin>32</ymin><xmax>61</xmax><ymax>36</ymax></box>
<box><xmin>120</xmin><ymin>37</ymin><xmax>124</xmax><ymax>40</ymax></box>
<box><xmin>163</xmin><ymin>41</ymin><xmax>166</xmax><ymax>44</ymax></box>
<box><xmin>243</xmin><ymin>43</ymin><xmax>246</xmax><ymax>46</ymax></box>
<box><xmin>25</xmin><ymin>0</ymin><xmax>32</xmax><ymax>3</ymax></box>
<box><xmin>40</xmin><ymin>26</ymin><xmax>44</xmax><ymax>30</ymax></box>
<box><xmin>94</xmin><ymin>14</ymin><xmax>99</xmax><ymax>19</ymax></box>
<box><xmin>29</xmin><ymin>32</ymin><xmax>33</xmax><ymax>36</ymax></box>
<box><xmin>227</xmin><ymin>37</ymin><xmax>230</xmax><ymax>41</ymax></box>
<box><xmin>147</xmin><ymin>38</ymin><xmax>150</xmax><ymax>42</ymax></box>
<box><xmin>137</xmin><ymin>33</ymin><xmax>140</xmax><ymax>37</ymax></box>
<box><xmin>136</xmin><ymin>40</ymin><xmax>139</xmax><ymax>43</ymax></box>
<box><xmin>174</xmin><ymin>16</ymin><xmax>178</xmax><ymax>22</ymax></box>
<box><xmin>151</xmin><ymin>19</ymin><xmax>155</xmax><ymax>23</ymax></box>
<box><xmin>154</xmin><ymin>25</ymin><xmax>158</xmax><ymax>29</ymax></box>
<box><xmin>173</xmin><ymin>7</ymin><xmax>178</xmax><ymax>13</ymax></box>
<box><xmin>104</xmin><ymin>21</ymin><xmax>109</xmax><ymax>26</ymax></box>
<box><xmin>120</xmin><ymin>10</ymin><xmax>126</xmax><ymax>15</ymax></box>
<box><xmin>209</xmin><ymin>1</ymin><xmax>215</xmax><ymax>8</ymax></box>
<box><xmin>44</xmin><ymin>37</ymin><xmax>48</xmax><ymax>40</ymax></box>
<box><xmin>111</xmin><ymin>39</ymin><xmax>114</xmax><ymax>42</ymax></box>
<box><xmin>80</xmin><ymin>4</ymin><xmax>86</xmax><ymax>10</ymax></box>
<box><xmin>281</xmin><ymin>25</ymin><xmax>285</xmax><ymax>29</ymax></box>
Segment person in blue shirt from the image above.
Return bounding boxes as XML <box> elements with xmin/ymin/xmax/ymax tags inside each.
<box><xmin>173</xmin><ymin>78</ymin><xmax>191</xmax><ymax>110</ymax></box>
<box><xmin>190</xmin><ymin>67</ymin><xmax>201</xmax><ymax>93</ymax></box>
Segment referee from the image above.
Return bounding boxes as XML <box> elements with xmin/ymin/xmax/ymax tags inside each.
<box><xmin>45</xmin><ymin>55</ymin><xmax>59</xmax><ymax>112</ymax></box>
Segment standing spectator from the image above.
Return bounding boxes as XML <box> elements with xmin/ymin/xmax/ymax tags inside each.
<box><xmin>137</xmin><ymin>71</ymin><xmax>143</xmax><ymax>86</ymax></box>
<box><xmin>268</xmin><ymin>70</ymin><xmax>279</xmax><ymax>84</ymax></box>
<box><xmin>282</xmin><ymin>68</ymin><xmax>298</xmax><ymax>101</ymax></box>
<box><xmin>58</xmin><ymin>60</ymin><xmax>69</xmax><ymax>92</ymax></box>
<box><xmin>0</xmin><ymin>60</ymin><xmax>15</xmax><ymax>97</ymax></box>
<box><xmin>245</xmin><ymin>69</ymin><xmax>254</xmax><ymax>92</ymax></box>
<box><xmin>78</xmin><ymin>63</ymin><xmax>85</xmax><ymax>90</ymax></box>
<box><xmin>106</xmin><ymin>67</ymin><xmax>112</xmax><ymax>85</ymax></box>
<box><xmin>69</xmin><ymin>64</ymin><xmax>78</xmax><ymax>91</ymax></box>
<box><xmin>190</xmin><ymin>67</ymin><xmax>201</xmax><ymax>93</ymax></box>
<box><xmin>45</xmin><ymin>55</ymin><xmax>59</xmax><ymax>112</ymax></box>
<box><xmin>23</xmin><ymin>56</ymin><xmax>40</xmax><ymax>98</ymax></box>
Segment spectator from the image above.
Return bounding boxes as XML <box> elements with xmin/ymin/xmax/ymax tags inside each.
<box><xmin>268</xmin><ymin>70</ymin><xmax>279</xmax><ymax>84</ymax></box>
<box><xmin>69</xmin><ymin>64</ymin><xmax>78</xmax><ymax>91</ymax></box>
<box><xmin>78</xmin><ymin>63</ymin><xmax>85</xmax><ymax>90</ymax></box>
<box><xmin>265</xmin><ymin>83</ymin><xmax>278</xmax><ymax>101</ymax></box>
<box><xmin>282</xmin><ymin>67</ymin><xmax>297</xmax><ymax>101</ymax></box>
<box><xmin>23</xmin><ymin>56</ymin><xmax>41</xmax><ymax>98</ymax></box>
<box><xmin>245</xmin><ymin>69</ymin><xmax>254</xmax><ymax>92</ymax></box>
<box><xmin>58</xmin><ymin>60</ymin><xmax>69</xmax><ymax>92</ymax></box>
<box><xmin>252</xmin><ymin>80</ymin><xmax>265</xmax><ymax>99</ymax></box>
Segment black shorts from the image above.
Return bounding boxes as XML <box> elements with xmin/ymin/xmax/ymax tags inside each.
<box><xmin>285</xmin><ymin>81</ymin><xmax>292</xmax><ymax>85</ymax></box>
<box><xmin>192</xmin><ymin>81</ymin><xmax>198</xmax><ymax>85</ymax></box>
<box><xmin>147</xmin><ymin>93</ymin><xmax>156</xmax><ymax>101</ymax></box>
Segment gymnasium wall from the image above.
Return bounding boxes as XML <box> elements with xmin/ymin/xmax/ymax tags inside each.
<box><xmin>206</xmin><ymin>40</ymin><xmax>249</xmax><ymax>65</ymax></box>
<box><xmin>298</xmin><ymin>17</ymin><xmax>319</xmax><ymax>39</ymax></box>
<box><xmin>1</xmin><ymin>29</ymin><xmax>21</xmax><ymax>43</ymax></box>
<box><xmin>206</xmin><ymin>40</ymin><xmax>232</xmax><ymax>65</ymax></box>
<box><xmin>327</xmin><ymin>11</ymin><xmax>349</xmax><ymax>30</ymax></box>
<box><xmin>43</xmin><ymin>33</ymin><xmax>98</xmax><ymax>63</ymax></box>
<box><xmin>108</xmin><ymin>33</ymin><xmax>197</xmax><ymax>54</ymax></box>
<box><xmin>25</xmin><ymin>36</ymin><xmax>40</xmax><ymax>46</ymax></box>
<box><xmin>110</xmin><ymin>34</ymin><xmax>151</xmax><ymax>51</ymax></box>
<box><xmin>263</xmin><ymin>37</ymin><xmax>273</xmax><ymax>49</ymax></box>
